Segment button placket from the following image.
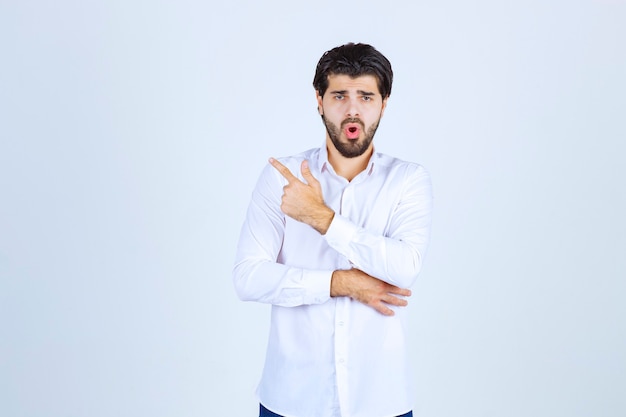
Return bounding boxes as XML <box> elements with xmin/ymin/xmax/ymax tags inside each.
<box><xmin>334</xmin><ymin>297</ymin><xmax>350</xmax><ymax>414</ymax></box>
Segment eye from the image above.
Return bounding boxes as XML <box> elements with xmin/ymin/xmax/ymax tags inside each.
<box><xmin>362</xmin><ymin>96</ymin><xmax>373</xmax><ymax>102</ymax></box>
<box><xmin>334</xmin><ymin>94</ymin><xmax>344</xmax><ymax>100</ymax></box>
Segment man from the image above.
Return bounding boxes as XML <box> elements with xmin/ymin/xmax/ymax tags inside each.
<box><xmin>233</xmin><ymin>43</ymin><xmax>433</xmax><ymax>417</ymax></box>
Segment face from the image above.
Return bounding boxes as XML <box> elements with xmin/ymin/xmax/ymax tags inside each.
<box><xmin>316</xmin><ymin>74</ymin><xmax>387</xmax><ymax>158</ymax></box>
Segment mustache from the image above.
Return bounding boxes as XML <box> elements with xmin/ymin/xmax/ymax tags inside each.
<box><xmin>341</xmin><ymin>118</ymin><xmax>365</xmax><ymax>128</ymax></box>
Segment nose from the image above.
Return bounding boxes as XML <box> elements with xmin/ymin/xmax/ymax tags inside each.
<box><xmin>346</xmin><ymin>97</ymin><xmax>360</xmax><ymax>117</ymax></box>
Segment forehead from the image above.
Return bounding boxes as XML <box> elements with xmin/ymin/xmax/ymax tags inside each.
<box><xmin>326</xmin><ymin>74</ymin><xmax>380</xmax><ymax>94</ymax></box>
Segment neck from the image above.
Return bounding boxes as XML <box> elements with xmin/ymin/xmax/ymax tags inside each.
<box><xmin>326</xmin><ymin>139</ymin><xmax>373</xmax><ymax>182</ymax></box>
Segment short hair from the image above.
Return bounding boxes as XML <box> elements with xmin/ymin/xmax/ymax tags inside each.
<box><xmin>313</xmin><ymin>43</ymin><xmax>393</xmax><ymax>99</ymax></box>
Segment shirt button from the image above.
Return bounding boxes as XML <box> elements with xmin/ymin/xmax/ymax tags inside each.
<box><xmin>338</xmin><ymin>321</ymin><xmax>344</xmax><ymax>326</ymax></box>
<box><xmin>338</xmin><ymin>358</ymin><xmax>345</xmax><ymax>364</ymax></box>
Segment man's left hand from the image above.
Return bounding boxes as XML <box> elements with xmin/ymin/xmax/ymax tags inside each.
<box><xmin>269</xmin><ymin>158</ymin><xmax>335</xmax><ymax>234</ymax></box>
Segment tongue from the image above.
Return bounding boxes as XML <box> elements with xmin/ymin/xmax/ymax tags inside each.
<box><xmin>345</xmin><ymin>126</ymin><xmax>360</xmax><ymax>139</ymax></box>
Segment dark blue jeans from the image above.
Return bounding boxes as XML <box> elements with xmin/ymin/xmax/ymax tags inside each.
<box><xmin>260</xmin><ymin>403</ymin><xmax>413</xmax><ymax>417</ymax></box>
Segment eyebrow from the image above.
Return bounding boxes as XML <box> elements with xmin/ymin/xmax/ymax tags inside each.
<box><xmin>330</xmin><ymin>90</ymin><xmax>377</xmax><ymax>96</ymax></box>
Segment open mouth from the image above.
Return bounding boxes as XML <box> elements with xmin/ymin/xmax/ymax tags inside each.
<box><xmin>343</xmin><ymin>122</ymin><xmax>362</xmax><ymax>140</ymax></box>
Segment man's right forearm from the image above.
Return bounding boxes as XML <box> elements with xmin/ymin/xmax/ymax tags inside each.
<box><xmin>330</xmin><ymin>269</ymin><xmax>411</xmax><ymax>316</ymax></box>
<box><xmin>330</xmin><ymin>269</ymin><xmax>350</xmax><ymax>297</ymax></box>
<box><xmin>233</xmin><ymin>258</ymin><xmax>332</xmax><ymax>307</ymax></box>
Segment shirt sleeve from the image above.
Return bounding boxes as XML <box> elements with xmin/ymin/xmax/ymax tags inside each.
<box><xmin>323</xmin><ymin>164</ymin><xmax>433</xmax><ymax>289</ymax></box>
<box><xmin>232</xmin><ymin>163</ymin><xmax>333</xmax><ymax>307</ymax></box>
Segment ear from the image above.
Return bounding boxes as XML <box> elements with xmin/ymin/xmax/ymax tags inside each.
<box><xmin>315</xmin><ymin>90</ymin><xmax>324</xmax><ymax>115</ymax></box>
<box><xmin>380</xmin><ymin>96</ymin><xmax>388</xmax><ymax>117</ymax></box>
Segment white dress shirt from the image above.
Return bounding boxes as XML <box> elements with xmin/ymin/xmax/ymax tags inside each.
<box><xmin>233</xmin><ymin>145</ymin><xmax>433</xmax><ymax>417</ymax></box>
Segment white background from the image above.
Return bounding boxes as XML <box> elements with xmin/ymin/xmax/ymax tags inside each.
<box><xmin>1</xmin><ymin>1</ymin><xmax>625</xmax><ymax>416</ymax></box>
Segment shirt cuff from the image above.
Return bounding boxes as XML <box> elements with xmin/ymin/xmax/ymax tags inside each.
<box><xmin>324</xmin><ymin>214</ymin><xmax>358</xmax><ymax>256</ymax></box>
<box><xmin>302</xmin><ymin>269</ymin><xmax>334</xmax><ymax>305</ymax></box>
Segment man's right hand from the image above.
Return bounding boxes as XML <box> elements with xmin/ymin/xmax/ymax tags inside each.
<box><xmin>330</xmin><ymin>269</ymin><xmax>411</xmax><ymax>316</ymax></box>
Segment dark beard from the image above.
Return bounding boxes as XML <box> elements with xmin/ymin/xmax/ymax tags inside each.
<box><xmin>322</xmin><ymin>116</ymin><xmax>380</xmax><ymax>158</ymax></box>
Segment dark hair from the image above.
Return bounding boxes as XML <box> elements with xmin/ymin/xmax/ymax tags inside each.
<box><xmin>313</xmin><ymin>43</ymin><xmax>393</xmax><ymax>98</ymax></box>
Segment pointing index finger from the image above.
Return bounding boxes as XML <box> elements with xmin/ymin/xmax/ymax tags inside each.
<box><xmin>269</xmin><ymin>157</ymin><xmax>298</xmax><ymax>183</ymax></box>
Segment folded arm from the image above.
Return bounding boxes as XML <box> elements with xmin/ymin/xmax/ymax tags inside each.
<box><xmin>232</xmin><ymin>163</ymin><xmax>333</xmax><ymax>307</ymax></box>
<box><xmin>324</xmin><ymin>165</ymin><xmax>433</xmax><ymax>289</ymax></box>
<box><xmin>233</xmin><ymin>158</ymin><xmax>432</xmax><ymax>315</ymax></box>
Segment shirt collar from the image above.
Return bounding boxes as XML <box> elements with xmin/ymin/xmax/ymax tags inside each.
<box><xmin>318</xmin><ymin>143</ymin><xmax>377</xmax><ymax>179</ymax></box>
